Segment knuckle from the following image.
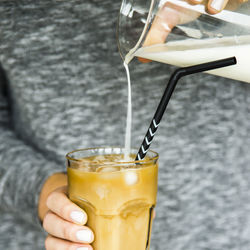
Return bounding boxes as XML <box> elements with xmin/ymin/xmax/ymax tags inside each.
<box><xmin>62</xmin><ymin>223</ymin><xmax>71</xmax><ymax>240</ymax></box>
<box><xmin>43</xmin><ymin>211</ymin><xmax>53</xmax><ymax>231</ymax></box>
<box><xmin>60</xmin><ymin>202</ymin><xmax>72</xmax><ymax>218</ymax></box>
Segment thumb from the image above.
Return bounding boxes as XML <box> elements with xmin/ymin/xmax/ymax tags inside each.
<box><xmin>138</xmin><ymin>3</ymin><xmax>180</xmax><ymax>63</ymax></box>
<box><xmin>138</xmin><ymin>1</ymin><xmax>202</xmax><ymax>63</ymax></box>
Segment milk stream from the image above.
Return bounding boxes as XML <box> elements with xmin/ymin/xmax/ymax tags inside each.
<box><xmin>134</xmin><ymin>35</ymin><xmax>250</xmax><ymax>83</ymax></box>
<box><xmin>124</xmin><ymin>62</ymin><xmax>132</xmax><ymax>161</ymax></box>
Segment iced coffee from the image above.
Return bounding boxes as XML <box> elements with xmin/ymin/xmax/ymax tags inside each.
<box><xmin>66</xmin><ymin>147</ymin><xmax>158</xmax><ymax>250</ymax></box>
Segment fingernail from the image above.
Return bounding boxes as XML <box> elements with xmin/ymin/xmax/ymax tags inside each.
<box><xmin>76</xmin><ymin>247</ymin><xmax>89</xmax><ymax>250</ymax></box>
<box><xmin>70</xmin><ymin>211</ymin><xmax>85</xmax><ymax>224</ymax></box>
<box><xmin>76</xmin><ymin>229</ymin><xmax>92</xmax><ymax>242</ymax></box>
<box><xmin>210</xmin><ymin>0</ymin><xmax>224</xmax><ymax>11</ymax></box>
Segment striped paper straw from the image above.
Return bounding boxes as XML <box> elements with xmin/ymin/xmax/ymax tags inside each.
<box><xmin>136</xmin><ymin>57</ymin><xmax>237</xmax><ymax>161</ymax></box>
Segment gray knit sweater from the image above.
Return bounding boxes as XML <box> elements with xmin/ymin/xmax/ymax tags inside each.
<box><xmin>0</xmin><ymin>1</ymin><xmax>250</xmax><ymax>249</ymax></box>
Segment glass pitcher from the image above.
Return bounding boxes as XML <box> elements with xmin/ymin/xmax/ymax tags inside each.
<box><xmin>117</xmin><ymin>0</ymin><xmax>250</xmax><ymax>82</ymax></box>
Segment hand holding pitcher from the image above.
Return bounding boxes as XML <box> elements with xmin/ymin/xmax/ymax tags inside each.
<box><xmin>143</xmin><ymin>0</ymin><xmax>250</xmax><ymax>48</ymax></box>
<box><xmin>118</xmin><ymin>0</ymin><xmax>250</xmax><ymax>82</ymax></box>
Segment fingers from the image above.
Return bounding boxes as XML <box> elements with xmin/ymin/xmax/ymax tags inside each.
<box><xmin>46</xmin><ymin>186</ymin><xmax>87</xmax><ymax>225</ymax></box>
<box><xmin>190</xmin><ymin>0</ymin><xmax>247</xmax><ymax>13</ymax></box>
<box><xmin>207</xmin><ymin>0</ymin><xmax>229</xmax><ymax>14</ymax></box>
<box><xmin>143</xmin><ymin>3</ymin><xmax>179</xmax><ymax>47</ymax></box>
<box><xmin>139</xmin><ymin>1</ymin><xmax>200</xmax><ymax>63</ymax></box>
<box><xmin>44</xmin><ymin>187</ymin><xmax>94</xmax><ymax>247</ymax></box>
<box><xmin>139</xmin><ymin>3</ymin><xmax>179</xmax><ymax>63</ymax></box>
<box><xmin>189</xmin><ymin>0</ymin><xmax>229</xmax><ymax>14</ymax></box>
<box><xmin>45</xmin><ymin>235</ymin><xmax>93</xmax><ymax>250</ymax></box>
<box><xmin>189</xmin><ymin>0</ymin><xmax>230</xmax><ymax>14</ymax></box>
<box><xmin>43</xmin><ymin>211</ymin><xmax>94</xmax><ymax>244</ymax></box>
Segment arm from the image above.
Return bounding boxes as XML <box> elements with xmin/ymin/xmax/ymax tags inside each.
<box><xmin>0</xmin><ymin>64</ymin><xmax>65</xmax><ymax>227</ymax></box>
<box><xmin>0</xmin><ymin>65</ymin><xmax>94</xmax><ymax>249</ymax></box>
<box><xmin>0</xmin><ymin>125</ymin><xmax>66</xmax><ymax>227</ymax></box>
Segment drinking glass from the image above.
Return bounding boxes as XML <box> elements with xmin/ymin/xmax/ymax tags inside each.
<box><xmin>66</xmin><ymin>147</ymin><xmax>159</xmax><ymax>250</ymax></box>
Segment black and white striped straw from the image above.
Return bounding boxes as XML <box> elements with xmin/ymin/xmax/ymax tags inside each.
<box><xmin>135</xmin><ymin>57</ymin><xmax>237</xmax><ymax>161</ymax></box>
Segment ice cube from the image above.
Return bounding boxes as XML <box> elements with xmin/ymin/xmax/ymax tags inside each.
<box><xmin>78</xmin><ymin>166</ymin><xmax>93</xmax><ymax>172</ymax></box>
<box><xmin>95</xmin><ymin>186</ymin><xmax>106</xmax><ymax>199</ymax></box>
<box><xmin>124</xmin><ymin>171</ymin><xmax>138</xmax><ymax>185</ymax></box>
<box><xmin>96</xmin><ymin>166</ymin><xmax>121</xmax><ymax>173</ymax></box>
<box><xmin>92</xmin><ymin>155</ymin><xmax>106</xmax><ymax>162</ymax></box>
<box><xmin>78</xmin><ymin>159</ymin><xmax>92</xmax><ymax>170</ymax></box>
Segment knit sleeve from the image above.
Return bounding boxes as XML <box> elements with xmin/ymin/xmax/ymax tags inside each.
<box><xmin>0</xmin><ymin>64</ymin><xmax>64</xmax><ymax>228</ymax></box>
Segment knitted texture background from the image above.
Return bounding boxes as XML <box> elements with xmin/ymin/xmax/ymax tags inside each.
<box><xmin>0</xmin><ymin>1</ymin><xmax>250</xmax><ymax>249</ymax></box>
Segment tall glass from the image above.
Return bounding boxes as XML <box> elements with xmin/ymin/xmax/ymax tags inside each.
<box><xmin>66</xmin><ymin>147</ymin><xmax>158</xmax><ymax>250</ymax></box>
<box><xmin>117</xmin><ymin>0</ymin><xmax>250</xmax><ymax>82</ymax></box>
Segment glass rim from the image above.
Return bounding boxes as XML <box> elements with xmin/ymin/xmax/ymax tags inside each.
<box><xmin>66</xmin><ymin>146</ymin><xmax>159</xmax><ymax>165</ymax></box>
